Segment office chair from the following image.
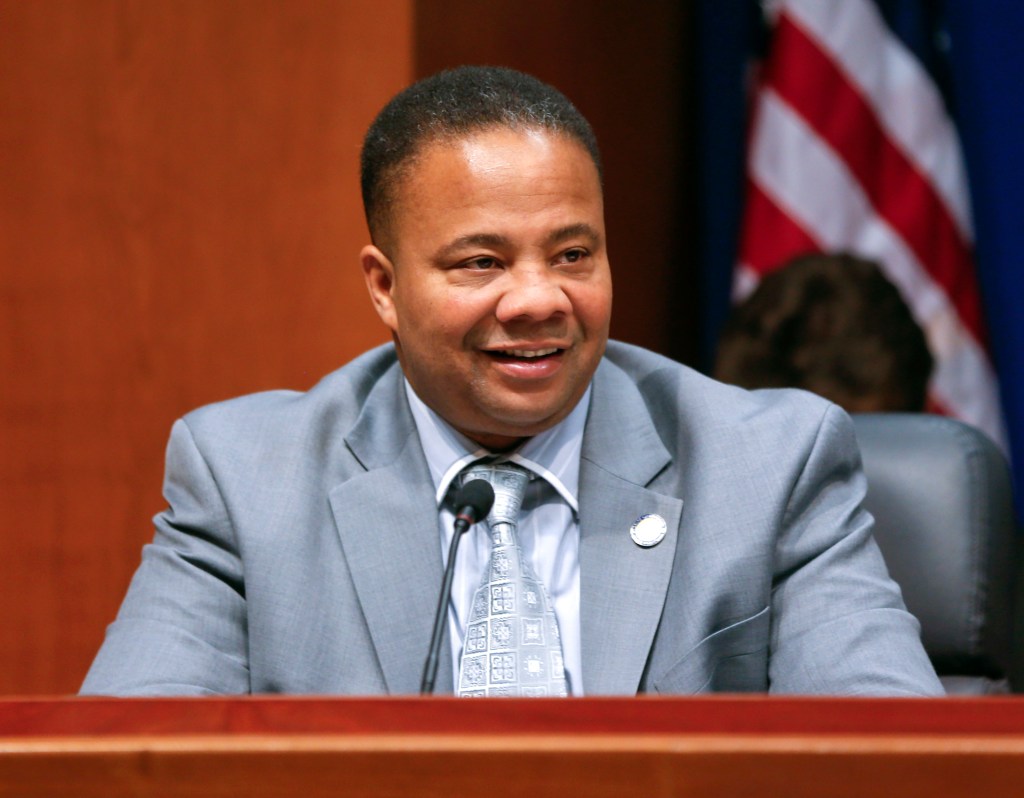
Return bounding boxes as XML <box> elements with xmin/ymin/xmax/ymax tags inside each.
<box><xmin>853</xmin><ymin>413</ymin><xmax>1020</xmax><ymax>694</ymax></box>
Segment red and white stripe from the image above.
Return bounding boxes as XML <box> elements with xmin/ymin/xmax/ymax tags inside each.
<box><xmin>737</xmin><ymin>0</ymin><xmax>1006</xmax><ymax>447</ymax></box>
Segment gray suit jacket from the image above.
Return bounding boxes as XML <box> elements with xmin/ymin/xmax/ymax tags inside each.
<box><xmin>82</xmin><ymin>341</ymin><xmax>942</xmax><ymax>696</ymax></box>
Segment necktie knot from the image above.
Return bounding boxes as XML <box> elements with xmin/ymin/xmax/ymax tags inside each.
<box><xmin>462</xmin><ymin>461</ymin><xmax>529</xmax><ymax>527</ymax></box>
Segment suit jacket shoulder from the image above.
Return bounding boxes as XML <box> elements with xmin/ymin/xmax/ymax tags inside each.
<box><xmin>182</xmin><ymin>343</ymin><xmax>402</xmax><ymax>459</ymax></box>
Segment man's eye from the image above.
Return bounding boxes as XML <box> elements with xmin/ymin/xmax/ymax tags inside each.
<box><xmin>559</xmin><ymin>248</ymin><xmax>588</xmax><ymax>264</ymax></box>
<box><xmin>464</xmin><ymin>257</ymin><xmax>498</xmax><ymax>270</ymax></box>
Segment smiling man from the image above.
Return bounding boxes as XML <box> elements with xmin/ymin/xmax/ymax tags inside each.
<box><xmin>82</xmin><ymin>67</ymin><xmax>942</xmax><ymax>697</ymax></box>
<box><xmin>361</xmin><ymin>124</ymin><xmax>611</xmax><ymax>450</ymax></box>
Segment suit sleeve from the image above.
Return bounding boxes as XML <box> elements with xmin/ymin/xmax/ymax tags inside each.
<box><xmin>80</xmin><ymin>418</ymin><xmax>251</xmax><ymax>695</ymax></box>
<box><xmin>767</xmin><ymin>404</ymin><xmax>944</xmax><ymax>696</ymax></box>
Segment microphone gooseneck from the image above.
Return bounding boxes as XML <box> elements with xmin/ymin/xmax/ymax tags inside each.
<box><xmin>420</xmin><ymin>479</ymin><xmax>495</xmax><ymax>695</ymax></box>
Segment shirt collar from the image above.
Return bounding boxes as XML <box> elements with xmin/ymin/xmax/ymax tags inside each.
<box><xmin>404</xmin><ymin>380</ymin><xmax>590</xmax><ymax>515</ymax></box>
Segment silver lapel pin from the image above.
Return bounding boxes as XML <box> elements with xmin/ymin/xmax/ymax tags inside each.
<box><xmin>630</xmin><ymin>514</ymin><xmax>667</xmax><ymax>547</ymax></box>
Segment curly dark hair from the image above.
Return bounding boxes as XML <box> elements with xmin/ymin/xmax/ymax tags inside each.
<box><xmin>714</xmin><ymin>252</ymin><xmax>934</xmax><ymax>412</ymax></box>
<box><xmin>360</xmin><ymin>65</ymin><xmax>602</xmax><ymax>246</ymax></box>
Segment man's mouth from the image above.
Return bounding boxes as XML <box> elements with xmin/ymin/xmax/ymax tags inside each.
<box><xmin>490</xmin><ymin>347</ymin><xmax>561</xmax><ymax>359</ymax></box>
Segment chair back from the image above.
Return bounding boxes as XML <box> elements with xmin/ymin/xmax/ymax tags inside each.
<box><xmin>852</xmin><ymin>414</ymin><xmax>1020</xmax><ymax>694</ymax></box>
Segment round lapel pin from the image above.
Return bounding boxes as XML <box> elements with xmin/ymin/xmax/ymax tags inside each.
<box><xmin>630</xmin><ymin>514</ymin><xmax>667</xmax><ymax>547</ymax></box>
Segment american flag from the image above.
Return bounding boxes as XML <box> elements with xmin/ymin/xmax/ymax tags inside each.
<box><xmin>736</xmin><ymin>0</ymin><xmax>1006</xmax><ymax>449</ymax></box>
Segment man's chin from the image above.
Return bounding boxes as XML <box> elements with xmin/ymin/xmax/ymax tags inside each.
<box><xmin>461</xmin><ymin>404</ymin><xmax>575</xmax><ymax>448</ymax></box>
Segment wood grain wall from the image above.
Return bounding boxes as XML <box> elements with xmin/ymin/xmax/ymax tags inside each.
<box><xmin>0</xmin><ymin>0</ymin><xmax>689</xmax><ymax>694</ymax></box>
<box><xmin>0</xmin><ymin>0</ymin><xmax>409</xmax><ymax>694</ymax></box>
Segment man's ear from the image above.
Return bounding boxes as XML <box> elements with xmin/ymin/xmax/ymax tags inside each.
<box><xmin>361</xmin><ymin>244</ymin><xmax>398</xmax><ymax>332</ymax></box>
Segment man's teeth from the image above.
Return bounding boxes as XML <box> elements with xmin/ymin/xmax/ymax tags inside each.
<box><xmin>501</xmin><ymin>348</ymin><xmax>559</xmax><ymax>358</ymax></box>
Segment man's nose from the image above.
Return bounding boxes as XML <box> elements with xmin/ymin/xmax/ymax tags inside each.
<box><xmin>494</xmin><ymin>265</ymin><xmax>572</xmax><ymax>322</ymax></box>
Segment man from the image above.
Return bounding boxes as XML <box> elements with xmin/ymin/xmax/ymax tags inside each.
<box><xmin>82</xmin><ymin>66</ymin><xmax>942</xmax><ymax>696</ymax></box>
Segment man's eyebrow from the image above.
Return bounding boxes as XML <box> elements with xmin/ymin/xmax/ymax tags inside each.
<box><xmin>545</xmin><ymin>223</ymin><xmax>602</xmax><ymax>248</ymax></box>
<box><xmin>432</xmin><ymin>233</ymin><xmax>511</xmax><ymax>262</ymax></box>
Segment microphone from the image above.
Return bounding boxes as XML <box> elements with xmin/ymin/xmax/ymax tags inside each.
<box><xmin>452</xmin><ymin>479</ymin><xmax>495</xmax><ymax>533</ymax></box>
<box><xmin>420</xmin><ymin>479</ymin><xmax>494</xmax><ymax>695</ymax></box>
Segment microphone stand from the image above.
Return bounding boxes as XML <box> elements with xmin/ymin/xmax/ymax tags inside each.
<box><xmin>420</xmin><ymin>480</ymin><xmax>493</xmax><ymax>695</ymax></box>
<box><xmin>420</xmin><ymin>518</ymin><xmax>470</xmax><ymax>694</ymax></box>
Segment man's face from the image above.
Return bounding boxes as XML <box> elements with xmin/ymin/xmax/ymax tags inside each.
<box><xmin>361</xmin><ymin>127</ymin><xmax>612</xmax><ymax>450</ymax></box>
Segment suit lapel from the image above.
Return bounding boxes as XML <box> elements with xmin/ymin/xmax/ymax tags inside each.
<box><xmin>579</xmin><ymin>360</ymin><xmax>683</xmax><ymax>695</ymax></box>
<box><xmin>328</xmin><ymin>365</ymin><xmax>453</xmax><ymax>695</ymax></box>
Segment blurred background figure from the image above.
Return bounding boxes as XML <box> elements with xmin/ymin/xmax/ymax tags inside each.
<box><xmin>714</xmin><ymin>252</ymin><xmax>933</xmax><ymax>413</ymax></box>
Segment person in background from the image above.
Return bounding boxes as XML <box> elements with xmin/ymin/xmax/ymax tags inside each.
<box><xmin>715</xmin><ymin>252</ymin><xmax>933</xmax><ymax>413</ymax></box>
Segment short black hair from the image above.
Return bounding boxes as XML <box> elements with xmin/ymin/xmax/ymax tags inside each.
<box><xmin>360</xmin><ymin>65</ymin><xmax>602</xmax><ymax>246</ymax></box>
<box><xmin>714</xmin><ymin>252</ymin><xmax>934</xmax><ymax>412</ymax></box>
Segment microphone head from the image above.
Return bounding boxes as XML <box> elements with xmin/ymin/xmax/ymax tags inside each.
<box><xmin>455</xmin><ymin>479</ymin><xmax>495</xmax><ymax>524</ymax></box>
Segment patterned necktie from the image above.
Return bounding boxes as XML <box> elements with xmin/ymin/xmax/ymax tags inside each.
<box><xmin>456</xmin><ymin>461</ymin><xmax>569</xmax><ymax>697</ymax></box>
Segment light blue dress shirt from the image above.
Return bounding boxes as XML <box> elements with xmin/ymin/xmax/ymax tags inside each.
<box><xmin>404</xmin><ymin>381</ymin><xmax>589</xmax><ymax>695</ymax></box>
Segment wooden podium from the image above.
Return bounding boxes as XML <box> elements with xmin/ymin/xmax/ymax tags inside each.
<box><xmin>1</xmin><ymin>696</ymin><xmax>1023</xmax><ymax>797</ymax></box>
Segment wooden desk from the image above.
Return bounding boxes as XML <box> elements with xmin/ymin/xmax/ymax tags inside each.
<box><xmin>1</xmin><ymin>696</ymin><xmax>1022</xmax><ymax>796</ymax></box>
